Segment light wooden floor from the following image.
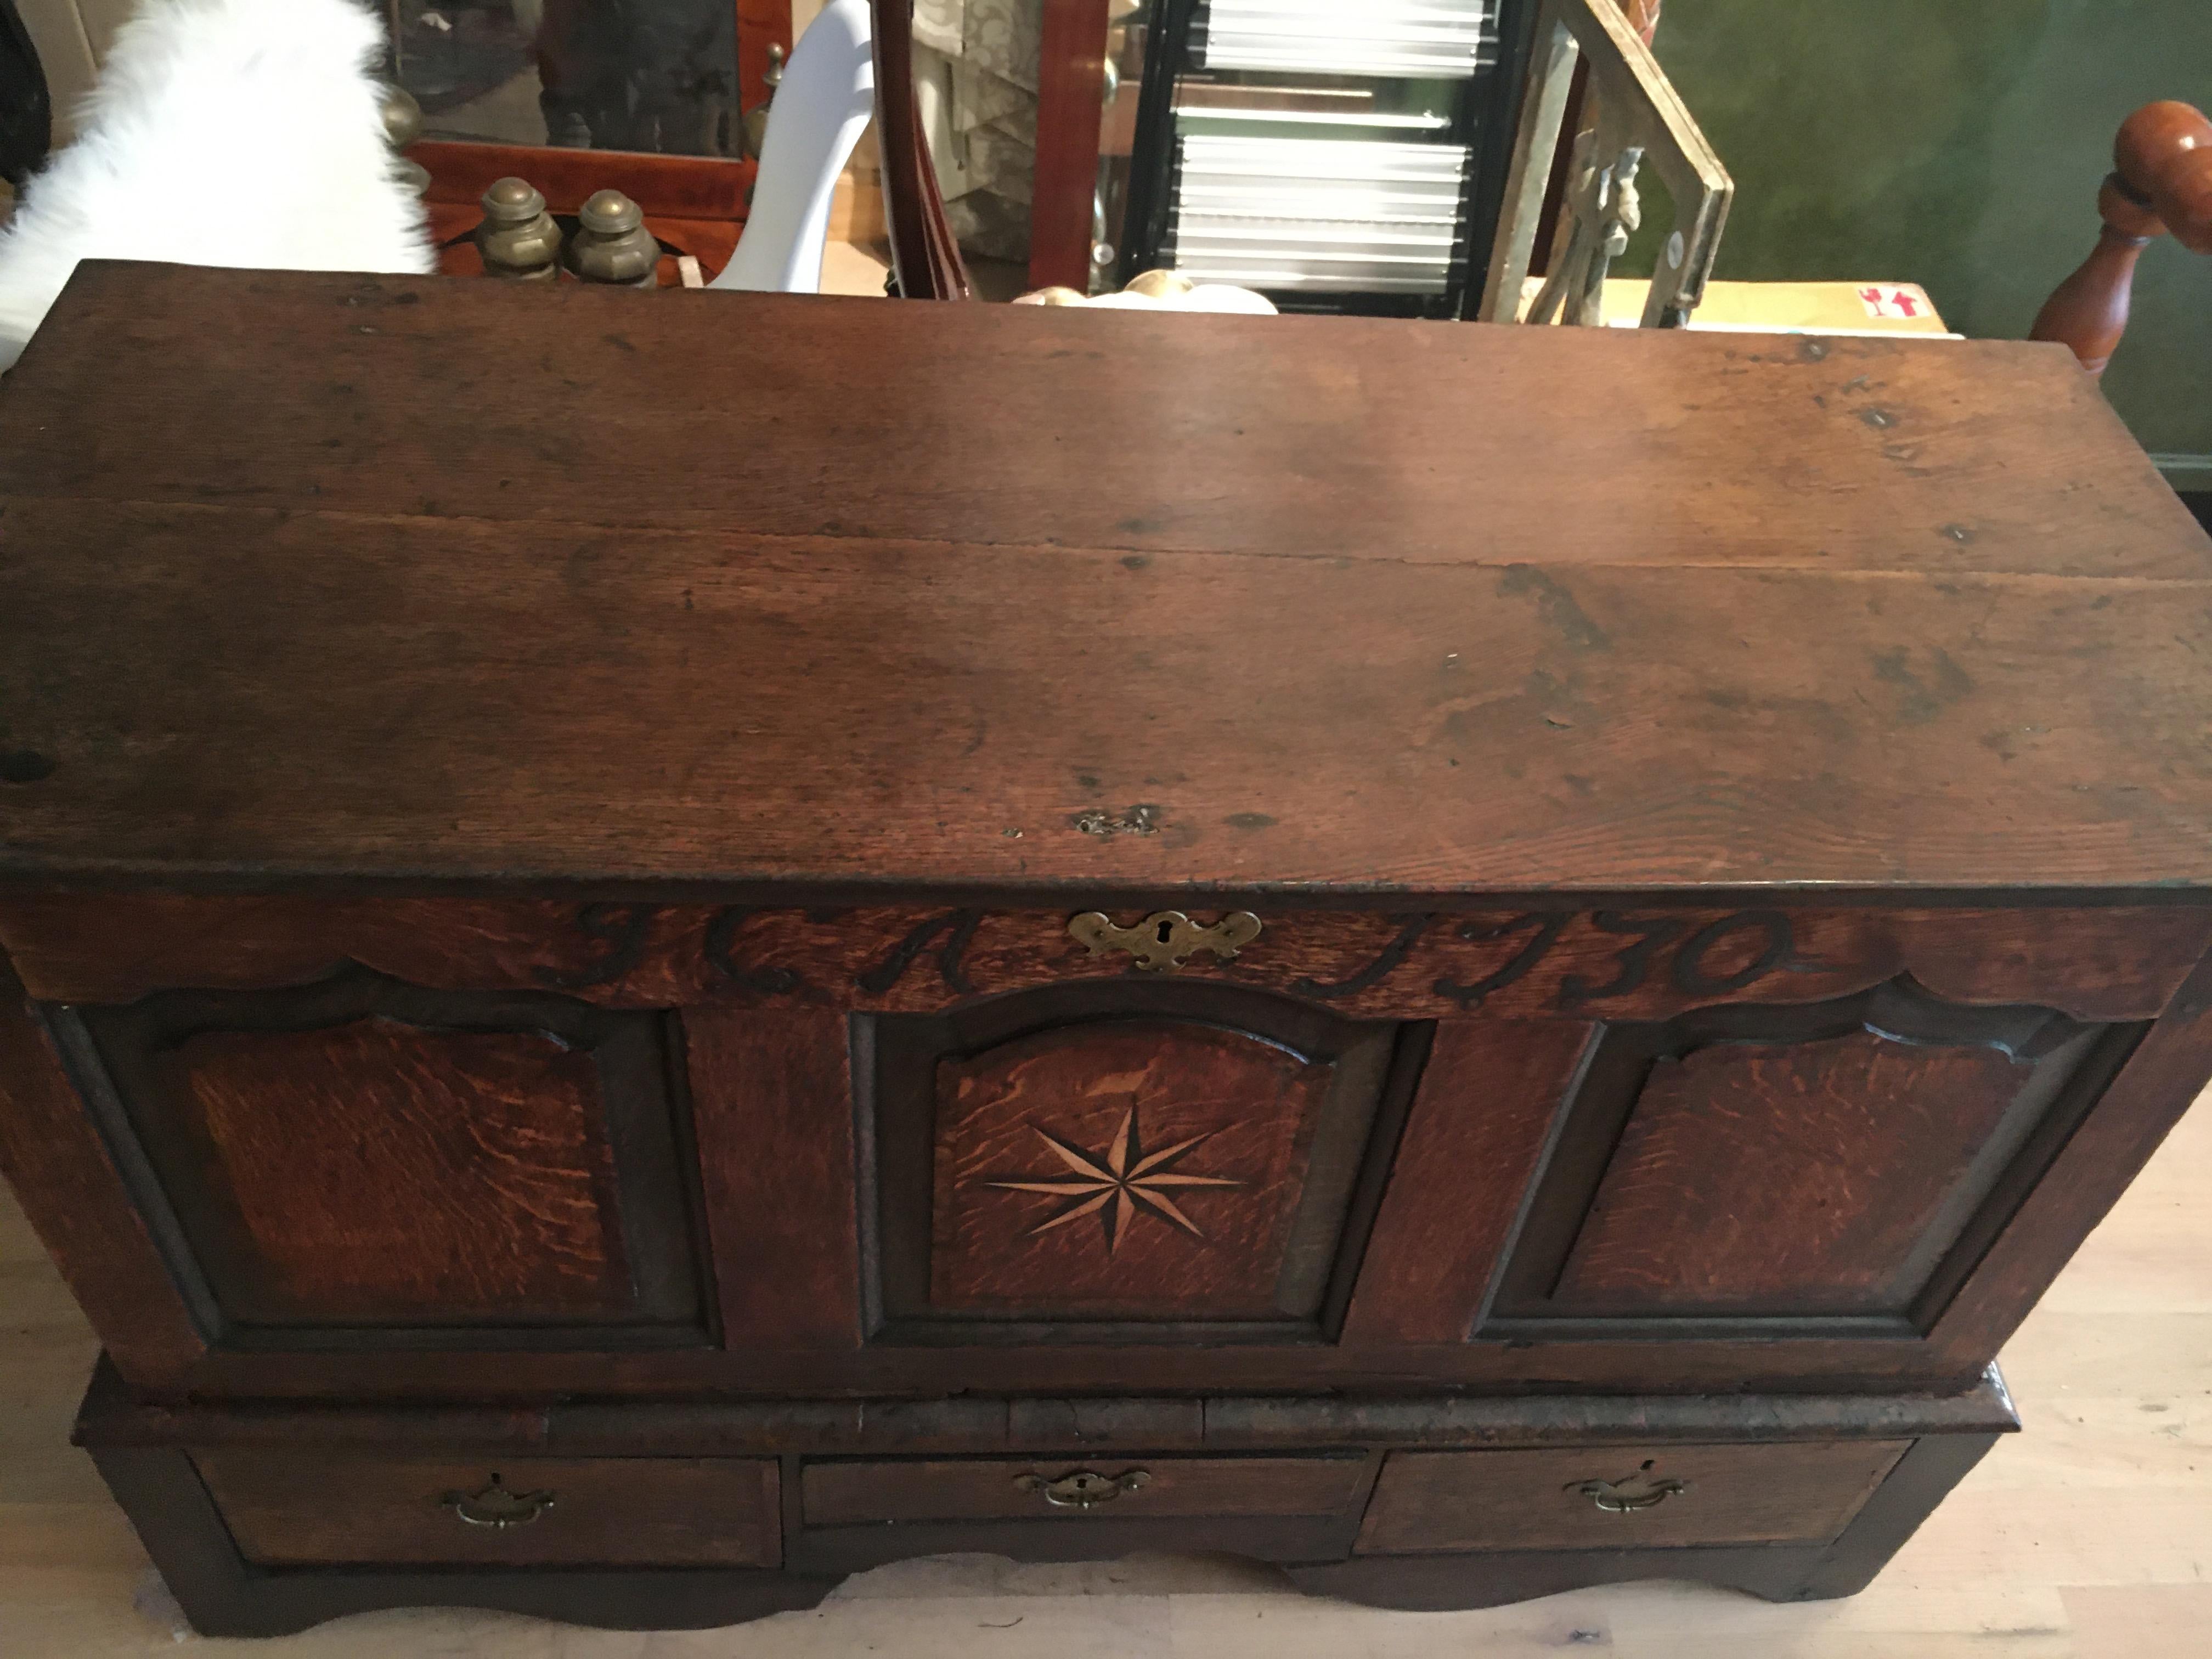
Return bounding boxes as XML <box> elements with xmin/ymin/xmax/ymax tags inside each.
<box><xmin>4</xmin><ymin>1091</ymin><xmax>2207</xmax><ymax>1657</ymax></box>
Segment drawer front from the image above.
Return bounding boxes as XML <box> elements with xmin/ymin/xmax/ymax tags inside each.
<box><xmin>192</xmin><ymin>1452</ymin><xmax>780</xmax><ymax>1568</ymax></box>
<box><xmin>803</xmin><ymin>1454</ymin><xmax>1369</xmax><ymax>1526</ymax></box>
<box><xmin>1355</xmin><ymin>1440</ymin><xmax>1910</xmax><ymax>1555</ymax></box>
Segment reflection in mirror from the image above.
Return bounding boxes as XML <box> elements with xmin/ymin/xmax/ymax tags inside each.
<box><xmin>913</xmin><ymin>0</ymin><xmax>1042</xmax><ymax>269</ymax></box>
<box><xmin>383</xmin><ymin>0</ymin><xmax>742</xmax><ymax>156</ymax></box>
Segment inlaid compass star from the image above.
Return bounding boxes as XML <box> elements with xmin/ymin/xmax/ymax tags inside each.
<box><xmin>985</xmin><ymin>1107</ymin><xmax>1241</xmax><ymax>1252</ymax></box>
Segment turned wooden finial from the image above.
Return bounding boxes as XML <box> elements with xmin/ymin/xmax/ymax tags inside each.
<box><xmin>2030</xmin><ymin>100</ymin><xmax>2212</xmax><ymax>376</ymax></box>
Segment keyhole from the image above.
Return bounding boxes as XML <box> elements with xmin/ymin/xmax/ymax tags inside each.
<box><xmin>1155</xmin><ymin>919</ymin><xmax>1175</xmax><ymax>944</ymax></box>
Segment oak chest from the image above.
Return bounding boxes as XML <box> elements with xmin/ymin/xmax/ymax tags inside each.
<box><xmin>3</xmin><ymin>263</ymin><xmax>2210</xmax><ymax>1634</ymax></box>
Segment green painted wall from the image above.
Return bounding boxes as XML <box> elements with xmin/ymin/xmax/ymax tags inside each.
<box><xmin>1645</xmin><ymin>0</ymin><xmax>2211</xmax><ymax>472</ymax></box>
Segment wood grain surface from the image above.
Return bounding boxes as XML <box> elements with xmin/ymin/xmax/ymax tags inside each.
<box><xmin>1353</xmin><ymin>1440</ymin><xmax>1910</xmax><ymax>1554</ymax></box>
<box><xmin>683</xmin><ymin>1004</ymin><xmax>863</xmax><ymax>1351</ymax></box>
<box><xmin>164</xmin><ymin>1022</ymin><xmax>632</xmax><ymax>1325</ymax></box>
<box><xmin>1550</xmin><ymin>1034</ymin><xmax>2039</xmax><ymax>1317</ymax></box>
<box><xmin>191</xmin><ymin>1451</ymin><xmax>781</xmax><ymax>1567</ymax></box>
<box><xmin>928</xmin><ymin>1020</ymin><xmax>1334</xmax><ymax>1320</ymax></box>
<box><xmin>1339</xmin><ymin>1020</ymin><xmax>1593</xmax><ymax>1345</ymax></box>
<box><xmin>3</xmin><ymin>266</ymin><xmax>2210</xmax><ymax>895</ymax></box>
<box><xmin>800</xmin><ymin>1455</ymin><xmax>1369</xmax><ymax>1526</ymax></box>
<box><xmin>3</xmin><ymin>895</ymin><xmax>2204</xmax><ymax>1025</ymax></box>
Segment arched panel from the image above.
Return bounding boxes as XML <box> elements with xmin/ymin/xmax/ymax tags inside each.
<box><xmin>58</xmin><ymin>970</ymin><xmax>710</xmax><ymax>1350</ymax></box>
<box><xmin>1486</xmin><ymin>980</ymin><xmax>2145</xmax><ymax>1337</ymax></box>
<box><xmin>865</xmin><ymin>980</ymin><xmax>1427</xmax><ymax>1342</ymax></box>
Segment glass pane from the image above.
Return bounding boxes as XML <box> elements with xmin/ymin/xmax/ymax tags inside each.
<box><xmin>383</xmin><ymin>0</ymin><xmax>742</xmax><ymax>157</ymax></box>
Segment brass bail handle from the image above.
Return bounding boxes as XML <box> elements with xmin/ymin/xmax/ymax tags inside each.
<box><xmin>1014</xmin><ymin>1469</ymin><xmax>1153</xmax><ymax>1510</ymax></box>
<box><xmin>441</xmin><ymin>1473</ymin><xmax>556</xmax><ymax>1528</ymax></box>
<box><xmin>1568</xmin><ymin>1460</ymin><xmax>1690</xmax><ymax>1514</ymax></box>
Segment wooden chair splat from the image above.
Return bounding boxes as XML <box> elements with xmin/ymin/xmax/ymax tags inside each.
<box><xmin>2031</xmin><ymin>99</ymin><xmax>2212</xmax><ymax>376</ymax></box>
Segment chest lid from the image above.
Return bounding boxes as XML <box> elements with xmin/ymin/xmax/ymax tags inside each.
<box><xmin>3</xmin><ymin>262</ymin><xmax>2209</xmax><ymax>898</ymax></box>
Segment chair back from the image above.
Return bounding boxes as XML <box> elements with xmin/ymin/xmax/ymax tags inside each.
<box><xmin>870</xmin><ymin>0</ymin><xmax>972</xmax><ymax>300</ymax></box>
<box><xmin>712</xmin><ymin>0</ymin><xmax>876</xmax><ymax>293</ymax></box>
<box><xmin>2030</xmin><ymin>100</ymin><xmax>2211</xmax><ymax>376</ymax></box>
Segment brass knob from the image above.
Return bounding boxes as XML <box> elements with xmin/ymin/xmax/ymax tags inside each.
<box><xmin>742</xmin><ymin>42</ymin><xmax>786</xmax><ymax>159</ymax></box>
<box><xmin>379</xmin><ymin>83</ymin><xmax>430</xmax><ymax>196</ymax></box>
<box><xmin>1014</xmin><ymin>1469</ymin><xmax>1152</xmax><ymax>1510</ymax></box>
<box><xmin>475</xmin><ymin>177</ymin><xmax>561</xmax><ymax>283</ymax></box>
<box><xmin>379</xmin><ymin>83</ymin><xmax>425</xmax><ymax>150</ymax></box>
<box><xmin>441</xmin><ymin>1474</ymin><xmax>556</xmax><ymax>1529</ymax></box>
<box><xmin>568</xmin><ymin>189</ymin><xmax>660</xmax><ymax>287</ymax></box>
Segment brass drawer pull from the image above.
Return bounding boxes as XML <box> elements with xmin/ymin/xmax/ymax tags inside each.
<box><xmin>1069</xmin><ymin>910</ymin><xmax>1262</xmax><ymax>972</ymax></box>
<box><xmin>441</xmin><ymin>1474</ymin><xmax>556</xmax><ymax>1530</ymax></box>
<box><xmin>1014</xmin><ymin>1469</ymin><xmax>1153</xmax><ymax>1510</ymax></box>
<box><xmin>1568</xmin><ymin>1462</ymin><xmax>1689</xmax><ymax>1514</ymax></box>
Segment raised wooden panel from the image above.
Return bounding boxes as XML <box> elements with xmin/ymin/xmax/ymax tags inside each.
<box><xmin>1489</xmin><ymin>983</ymin><xmax>2141</xmax><ymax>1333</ymax></box>
<box><xmin>1554</xmin><ymin>1034</ymin><xmax>2033</xmax><ymax>1316</ymax></box>
<box><xmin>930</xmin><ymin>1021</ymin><xmax>1334</xmax><ymax>1321</ymax></box>
<box><xmin>1354</xmin><ymin>1441</ymin><xmax>1910</xmax><ymax>1555</ymax></box>
<box><xmin>193</xmin><ymin>1451</ymin><xmax>780</xmax><ymax>1568</ymax></box>
<box><xmin>868</xmin><ymin>982</ymin><xmax>1420</xmax><ymax>1340</ymax></box>
<box><xmin>59</xmin><ymin>972</ymin><xmax>709</xmax><ymax>1347</ymax></box>
<box><xmin>171</xmin><ymin>1022</ymin><xmax>630</xmax><ymax>1324</ymax></box>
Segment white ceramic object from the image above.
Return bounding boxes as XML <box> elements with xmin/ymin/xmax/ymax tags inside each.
<box><xmin>709</xmin><ymin>0</ymin><xmax>874</xmax><ymax>295</ymax></box>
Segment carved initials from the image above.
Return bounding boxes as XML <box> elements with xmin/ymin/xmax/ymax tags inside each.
<box><xmin>703</xmin><ymin>906</ymin><xmax>804</xmax><ymax>996</ymax></box>
<box><xmin>857</xmin><ymin>910</ymin><xmax>985</xmax><ymax>995</ymax></box>
<box><xmin>533</xmin><ymin>903</ymin><xmax>659</xmax><ymax>989</ymax></box>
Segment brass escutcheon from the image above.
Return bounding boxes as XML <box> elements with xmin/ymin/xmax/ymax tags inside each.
<box><xmin>1068</xmin><ymin>910</ymin><xmax>1262</xmax><ymax>972</ymax></box>
<box><xmin>1014</xmin><ymin>1469</ymin><xmax>1154</xmax><ymax>1510</ymax></box>
<box><xmin>441</xmin><ymin>1474</ymin><xmax>556</xmax><ymax>1529</ymax></box>
<box><xmin>1568</xmin><ymin>1460</ymin><xmax>1690</xmax><ymax>1514</ymax></box>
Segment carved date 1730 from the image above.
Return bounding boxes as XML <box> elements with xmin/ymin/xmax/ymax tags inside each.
<box><xmin>1306</xmin><ymin>909</ymin><xmax>1798</xmax><ymax>1011</ymax></box>
<box><xmin>526</xmin><ymin>903</ymin><xmax>1804</xmax><ymax>1011</ymax></box>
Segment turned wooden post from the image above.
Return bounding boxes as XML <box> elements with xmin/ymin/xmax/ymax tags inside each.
<box><xmin>2030</xmin><ymin>100</ymin><xmax>2212</xmax><ymax>376</ymax></box>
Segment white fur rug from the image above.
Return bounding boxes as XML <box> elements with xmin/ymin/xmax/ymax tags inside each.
<box><xmin>0</xmin><ymin>0</ymin><xmax>433</xmax><ymax>371</ymax></box>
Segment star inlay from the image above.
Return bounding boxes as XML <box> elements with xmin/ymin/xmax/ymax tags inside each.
<box><xmin>984</xmin><ymin>1107</ymin><xmax>1241</xmax><ymax>1251</ymax></box>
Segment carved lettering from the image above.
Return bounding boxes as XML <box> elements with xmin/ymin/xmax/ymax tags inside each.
<box><xmin>703</xmin><ymin>906</ymin><xmax>804</xmax><ymax>996</ymax></box>
<box><xmin>856</xmin><ymin>910</ymin><xmax>984</xmax><ymax>996</ymax></box>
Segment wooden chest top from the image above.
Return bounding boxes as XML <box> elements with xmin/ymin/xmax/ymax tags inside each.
<box><xmin>1</xmin><ymin>261</ymin><xmax>2209</xmax><ymax>898</ymax></box>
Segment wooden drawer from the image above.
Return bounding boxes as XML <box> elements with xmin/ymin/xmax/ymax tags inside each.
<box><xmin>1355</xmin><ymin>1441</ymin><xmax>1910</xmax><ymax>1555</ymax></box>
<box><xmin>191</xmin><ymin>1452</ymin><xmax>780</xmax><ymax>1568</ymax></box>
<box><xmin>803</xmin><ymin>1454</ymin><xmax>1369</xmax><ymax>1526</ymax></box>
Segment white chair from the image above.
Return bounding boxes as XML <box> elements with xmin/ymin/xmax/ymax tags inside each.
<box><xmin>709</xmin><ymin>0</ymin><xmax>874</xmax><ymax>295</ymax></box>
